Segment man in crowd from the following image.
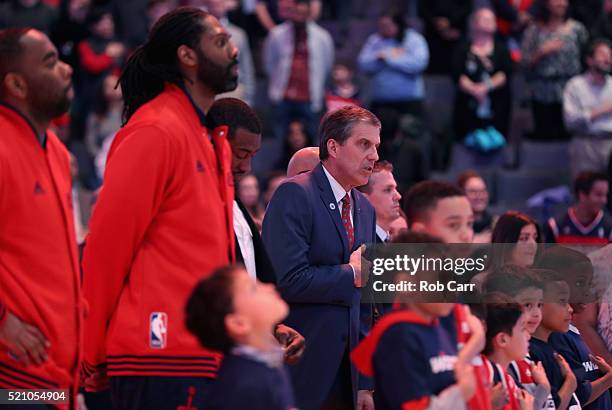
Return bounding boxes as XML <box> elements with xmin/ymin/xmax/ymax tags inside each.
<box><xmin>0</xmin><ymin>27</ymin><xmax>82</xmax><ymax>408</ymax></box>
<box><xmin>544</xmin><ymin>171</ymin><xmax>612</xmax><ymax>244</ymax></box>
<box><xmin>564</xmin><ymin>39</ymin><xmax>612</xmax><ymax>177</ymax></box>
<box><xmin>286</xmin><ymin>146</ymin><xmax>319</xmax><ymax>177</ymax></box>
<box><xmin>263</xmin><ymin>105</ymin><xmax>380</xmax><ymax>410</ymax></box>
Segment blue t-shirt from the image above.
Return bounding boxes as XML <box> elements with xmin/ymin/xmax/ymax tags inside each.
<box><xmin>373</xmin><ymin>319</ymin><xmax>458</xmax><ymax>409</ymax></box>
<box><xmin>550</xmin><ymin>325</ymin><xmax>612</xmax><ymax>410</ymax></box>
<box><xmin>205</xmin><ymin>352</ymin><xmax>295</xmax><ymax>410</ymax></box>
<box><xmin>529</xmin><ymin>337</ymin><xmax>582</xmax><ymax>410</ymax></box>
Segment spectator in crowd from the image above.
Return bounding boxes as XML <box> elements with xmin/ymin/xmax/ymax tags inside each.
<box><xmin>197</xmin><ymin>0</ymin><xmax>255</xmax><ymax>106</ymax></box>
<box><xmin>263</xmin><ymin>106</ymin><xmax>380</xmax><ymax>410</ymax></box>
<box><xmin>237</xmin><ymin>173</ymin><xmax>265</xmax><ymax>231</ymax></box>
<box><xmin>472</xmin><ymin>211</ymin><xmax>541</xmax><ymax>290</ymax></box>
<box><xmin>325</xmin><ymin>62</ymin><xmax>361</xmax><ymax>113</ymax></box>
<box><xmin>420</xmin><ymin>0</ymin><xmax>472</xmax><ymax>75</ymax></box>
<box><xmin>286</xmin><ymin>146</ymin><xmax>319</xmax><ymax>177</ymax></box>
<box><xmin>592</xmin><ymin>0</ymin><xmax>612</xmax><ymax>40</ymax></box>
<box><xmin>457</xmin><ymin>170</ymin><xmax>497</xmax><ymax>243</ymax></box>
<box><xmin>358</xmin><ymin>12</ymin><xmax>428</xmax><ymax>158</ymax></box>
<box><xmin>357</xmin><ymin>160</ymin><xmax>402</xmax><ymax>243</ymax></box>
<box><xmin>263</xmin><ymin>171</ymin><xmax>286</xmax><ymax>207</ymax></box>
<box><xmin>402</xmin><ymin>180</ymin><xmax>475</xmax><ymax>244</ymax></box>
<box><xmin>255</xmin><ymin>0</ymin><xmax>320</xmax><ymax>32</ymax></box>
<box><xmin>81</xmin><ymin>8</ymin><xmax>240</xmax><ymax>407</ymax></box>
<box><xmin>0</xmin><ymin>0</ymin><xmax>58</xmax><ymax>34</ymax></box>
<box><xmin>529</xmin><ymin>269</ymin><xmax>581</xmax><ymax>409</ymax></box>
<box><xmin>452</xmin><ymin>8</ymin><xmax>513</xmax><ymax>147</ymax></box>
<box><xmin>74</xmin><ymin>7</ymin><xmax>124</xmax><ymax>137</ymax></box>
<box><xmin>275</xmin><ymin>119</ymin><xmax>309</xmax><ymax>171</ymax></box>
<box><xmin>263</xmin><ymin>0</ymin><xmax>334</xmax><ymax>141</ymax></box>
<box><xmin>522</xmin><ymin>0</ymin><xmax>588</xmax><ymax>141</ymax></box>
<box><xmin>564</xmin><ymin>39</ymin><xmax>612</xmax><ymax>178</ymax></box>
<box><xmin>0</xmin><ymin>27</ymin><xmax>82</xmax><ymax>400</ymax></box>
<box><xmin>185</xmin><ymin>265</ymin><xmax>296</xmax><ymax>410</ymax></box>
<box><xmin>492</xmin><ymin>0</ymin><xmax>534</xmax><ymax>39</ymax></box>
<box><xmin>50</xmin><ymin>0</ymin><xmax>91</xmax><ymax>69</ymax></box>
<box><xmin>544</xmin><ymin>171</ymin><xmax>612</xmax><ymax>244</ymax></box>
<box><xmin>85</xmin><ymin>72</ymin><xmax>122</xmax><ymax>180</ymax></box>
<box><xmin>207</xmin><ymin>97</ymin><xmax>306</xmax><ymax>363</ymax></box>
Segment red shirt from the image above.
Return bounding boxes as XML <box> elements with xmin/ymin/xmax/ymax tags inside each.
<box><xmin>284</xmin><ymin>25</ymin><xmax>310</xmax><ymax>102</ymax></box>
<box><xmin>0</xmin><ymin>104</ymin><xmax>82</xmax><ymax>408</ymax></box>
<box><xmin>81</xmin><ymin>84</ymin><xmax>235</xmax><ymax>388</ymax></box>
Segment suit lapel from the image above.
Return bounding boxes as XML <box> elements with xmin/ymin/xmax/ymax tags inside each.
<box><xmin>313</xmin><ymin>164</ymin><xmax>349</xmax><ymax>257</ymax></box>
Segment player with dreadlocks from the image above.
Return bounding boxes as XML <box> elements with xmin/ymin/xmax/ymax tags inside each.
<box><xmin>81</xmin><ymin>7</ymin><xmax>240</xmax><ymax>409</ymax></box>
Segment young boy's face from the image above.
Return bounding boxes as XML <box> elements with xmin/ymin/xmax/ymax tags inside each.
<box><xmin>414</xmin><ymin>196</ymin><xmax>474</xmax><ymax>244</ymax></box>
<box><xmin>231</xmin><ymin>270</ymin><xmax>288</xmax><ymax>335</ymax></box>
<box><xmin>503</xmin><ymin>313</ymin><xmax>531</xmax><ymax>361</ymax></box>
<box><xmin>514</xmin><ymin>286</ymin><xmax>543</xmax><ymax>334</ymax></box>
<box><xmin>540</xmin><ymin>281</ymin><xmax>573</xmax><ymax>333</ymax></box>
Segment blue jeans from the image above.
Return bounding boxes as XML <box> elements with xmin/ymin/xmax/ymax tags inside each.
<box><xmin>111</xmin><ymin>376</ymin><xmax>213</xmax><ymax>410</ymax></box>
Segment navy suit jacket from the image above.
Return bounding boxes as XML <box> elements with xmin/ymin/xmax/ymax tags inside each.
<box><xmin>262</xmin><ymin>163</ymin><xmax>376</xmax><ymax>410</ymax></box>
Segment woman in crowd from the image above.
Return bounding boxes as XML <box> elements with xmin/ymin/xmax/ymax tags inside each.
<box><xmin>522</xmin><ymin>0</ymin><xmax>588</xmax><ymax>140</ymax></box>
<box><xmin>452</xmin><ymin>8</ymin><xmax>513</xmax><ymax>149</ymax></box>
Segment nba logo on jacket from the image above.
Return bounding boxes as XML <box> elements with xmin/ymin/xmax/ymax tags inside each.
<box><xmin>150</xmin><ymin>312</ymin><xmax>168</xmax><ymax>349</ymax></box>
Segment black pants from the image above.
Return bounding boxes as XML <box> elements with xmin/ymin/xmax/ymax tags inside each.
<box><xmin>531</xmin><ymin>100</ymin><xmax>570</xmax><ymax>141</ymax></box>
<box><xmin>320</xmin><ymin>349</ymin><xmax>354</xmax><ymax>410</ymax></box>
<box><xmin>111</xmin><ymin>376</ymin><xmax>213</xmax><ymax>410</ymax></box>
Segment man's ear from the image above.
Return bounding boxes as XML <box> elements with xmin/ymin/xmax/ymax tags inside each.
<box><xmin>327</xmin><ymin>138</ymin><xmax>338</xmax><ymax>159</ymax></box>
<box><xmin>3</xmin><ymin>73</ymin><xmax>27</xmax><ymax>100</ymax></box>
<box><xmin>177</xmin><ymin>44</ymin><xmax>198</xmax><ymax>69</ymax></box>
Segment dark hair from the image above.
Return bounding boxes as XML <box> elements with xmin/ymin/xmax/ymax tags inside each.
<box><xmin>119</xmin><ymin>7</ymin><xmax>210</xmax><ymax>124</ymax></box>
<box><xmin>381</xmin><ymin>12</ymin><xmax>407</xmax><ymax>43</ymax></box>
<box><xmin>574</xmin><ymin>171</ymin><xmax>608</xmax><ymax>198</ymax></box>
<box><xmin>491</xmin><ymin>211</ymin><xmax>540</xmax><ymax>244</ymax></box>
<box><xmin>530</xmin><ymin>267</ymin><xmax>567</xmax><ymax>286</ymax></box>
<box><xmin>483</xmin><ymin>265</ymin><xmax>544</xmax><ymax>296</ymax></box>
<box><xmin>319</xmin><ymin>105</ymin><xmax>381</xmax><ymax>161</ymax></box>
<box><xmin>401</xmin><ymin>180</ymin><xmax>465</xmax><ymax>226</ymax></box>
<box><xmin>587</xmin><ymin>38</ymin><xmax>612</xmax><ymax>58</ymax></box>
<box><xmin>483</xmin><ymin>293</ymin><xmax>524</xmax><ymax>355</ymax></box>
<box><xmin>207</xmin><ymin>97</ymin><xmax>262</xmax><ymax>138</ymax></box>
<box><xmin>358</xmin><ymin>160</ymin><xmax>394</xmax><ymax>194</ymax></box>
<box><xmin>536</xmin><ymin>246</ymin><xmax>593</xmax><ymax>280</ymax></box>
<box><xmin>0</xmin><ymin>27</ymin><xmax>30</xmax><ymax>98</ymax></box>
<box><xmin>457</xmin><ymin>169</ymin><xmax>483</xmax><ymax>191</ymax></box>
<box><xmin>533</xmin><ymin>0</ymin><xmax>569</xmax><ymax>23</ymax></box>
<box><xmin>185</xmin><ymin>264</ymin><xmax>239</xmax><ymax>352</ymax></box>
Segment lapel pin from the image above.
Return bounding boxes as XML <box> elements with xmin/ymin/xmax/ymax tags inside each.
<box><xmin>329</xmin><ymin>203</ymin><xmax>336</xmax><ymax>210</ymax></box>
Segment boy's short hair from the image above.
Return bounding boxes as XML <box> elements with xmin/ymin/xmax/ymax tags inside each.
<box><xmin>483</xmin><ymin>293</ymin><xmax>524</xmax><ymax>355</ymax></box>
<box><xmin>536</xmin><ymin>246</ymin><xmax>593</xmax><ymax>277</ymax></box>
<box><xmin>401</xmin><ymin>181</ymin><xmax>465</xmax><ymax>226</ymax></box>
<box><xmin>483</xmin><ymin>265</ymin><xmax>544</xmax><ymax>297</ymax></box>
<box><xmin>185</xmin><ymin>265</ymin><xmax>239</xmax><ymax>352</ymax></box>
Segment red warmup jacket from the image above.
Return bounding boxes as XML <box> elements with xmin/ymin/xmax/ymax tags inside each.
<box><xmin>81</xmin><ymin>84</ymin><xmax>235</xmax><ymax>387</ymax></box>
<box><xmin>0</xmin><ymin>104</ymin><xmax>82</xmax><ymax>407</ymax></box>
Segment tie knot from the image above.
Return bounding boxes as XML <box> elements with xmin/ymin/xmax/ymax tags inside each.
<box><xmin>341</xmin><ymin>194</ymin><xmax>351</xmax><ymax>205</ymax></box>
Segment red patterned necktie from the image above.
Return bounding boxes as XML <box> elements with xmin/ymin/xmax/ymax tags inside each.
<box><xmin>341</xmin><ymin>194</ymin><xmax>354</xmax><ymax>250</ymax></box>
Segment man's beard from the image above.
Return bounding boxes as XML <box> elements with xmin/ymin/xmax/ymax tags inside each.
<box><xmin>31</xmin><ymin>87</ymin><xmax>72</xmax><ymax>120</ymax></box>
<box><xmin>196</xmin><ymin>50</ymin><xmax>239</xmax><ymax>94</ymax></box>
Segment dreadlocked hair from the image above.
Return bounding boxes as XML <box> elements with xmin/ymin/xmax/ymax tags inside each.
<box><xmin>119</xmin><ymin>7</ymin><xmax>209</xmax><ymax>124</ymax></box>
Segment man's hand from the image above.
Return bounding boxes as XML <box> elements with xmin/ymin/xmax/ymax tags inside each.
<box><xmin>357</xmin><ymin>389</ymin><xmax>374</xmax><ymax>410</ymax></box>
<box><xmin>274</xmin><ymin>324</ymin><xmax>305</xmax><ymax>365</ymax></box>
<box><xmin>350</xmin><ymin>245</ymin><xmax>365</xmax><ymax>287</ymax></box>
<box><xmin>0</xmin><ymin>312</ymin><xmax>49</xmax><ymax>366</ymax></box>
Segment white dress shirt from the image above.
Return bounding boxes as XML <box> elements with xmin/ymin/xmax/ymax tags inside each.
<box><xmin>376</xmin><ymin>224</ymin><xmax>389</xmax><ymax>242</ymax></box>
<box><xmin>322</xmin><ymin>165</ymin><xmax>353</xmax><ymax>225</ymax></box>
<box><xmin>233</xmin><ymin>200</ymin><xmax>257</xmax><ymax>279</ymax></box>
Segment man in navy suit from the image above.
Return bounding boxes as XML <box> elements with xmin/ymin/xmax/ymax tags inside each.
<box><xmin>263</xmin><ymin>105</ymin><xmax>380</xmax><ymax>410</ymax></box>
